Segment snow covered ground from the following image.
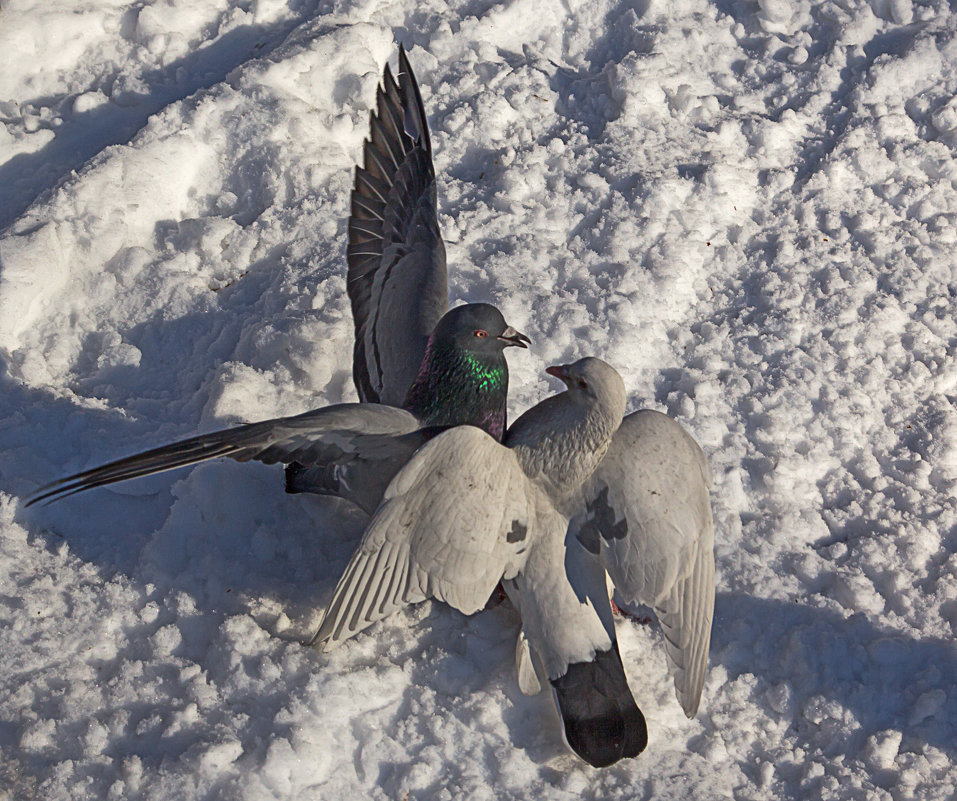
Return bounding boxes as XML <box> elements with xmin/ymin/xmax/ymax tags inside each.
<box><xmin>2</xmin><ymin>0</ymin><xmax>957</xmax><ymax>797</ymax></box>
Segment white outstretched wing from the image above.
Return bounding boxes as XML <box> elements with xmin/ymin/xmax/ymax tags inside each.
<box><xmin>571</xmin><ymin>410</ymin><xmax>715</xmax><ymax>717</ymax></box>
<box><xmin>313</xmin><ymin>426</ymin><xmax>542</xmax><ymax>646</ymax></box>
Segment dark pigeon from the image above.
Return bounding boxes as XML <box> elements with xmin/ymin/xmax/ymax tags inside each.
<box><xmin>285</xmin><ymin>46</ymin><xmax>528</xmax><ymax>508</ymax></box>
<box><xmin>284</xmin><ymin>302</ymin><xmax>528</xmax><ymax>512</ymax></box>
<box><xmin>25</xmin><ymin>305</ymin><xmax>527</xmax><ymax>511</ymax></box>
<box><xmin>348</xmin><ymin>45</ymin><xmax>447</xmax><ymax>408</ymax></box>
<box><xmin>28</xmin><ymin>48</ymin><xmax>530</xmax><ymax>514</ymax></box>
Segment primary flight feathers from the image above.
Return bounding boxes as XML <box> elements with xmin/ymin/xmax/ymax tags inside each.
<box><xmin>348</xmin><ymin>44</ymin><xmax>447</xmax><ymax>408</ymax></box>
<box><xmin>26</xmin><ymin>405</ymin><xmax>424</xmax><ymax>508</ymax></box>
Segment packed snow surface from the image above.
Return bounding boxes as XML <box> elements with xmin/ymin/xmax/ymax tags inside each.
<box><xmin>3</xmin><ymin>0</ymin><xmax>957</xmax><ymax>798</ymax></box>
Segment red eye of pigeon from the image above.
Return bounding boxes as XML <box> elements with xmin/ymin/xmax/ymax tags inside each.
<box><xmin>578</xmin><ymin>379</ymin><xmax>588</xmax><ymax>390</ymax></box>
<box><xmin>474</xmin><ymin>329</ymin><xmax>488</xmax><ymax>338</ymax></box>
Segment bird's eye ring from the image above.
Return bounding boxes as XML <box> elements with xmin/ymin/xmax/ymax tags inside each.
<box><xmin>474</xmin><ymin>329</ymin><xmax>488</xmax><ymax>338</ymax></box>
<box><xmin>578</xmin><ymin>379</ymin><xmax>588</xmax><ymax>390</ymax></box>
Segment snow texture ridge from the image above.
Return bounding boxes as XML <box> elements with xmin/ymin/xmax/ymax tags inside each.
<box><xmin>3</xmin><ymin>0</ymin><xmax>957</xmax><ymax>798</ymax></box>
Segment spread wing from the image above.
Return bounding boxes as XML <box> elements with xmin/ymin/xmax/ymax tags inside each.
<box><xmin>348</xmin><ymin>45</ymin><xmax>448</xmax><ymax>406</ymax></box>
<box><xmin>313</xmin><ymin>426</ymin><xmax>541</xmax><ymax>646</ymax></box>
<box><xmin>570</xmin><ymin>410</ymin><xmax>715</xmax><ymax>717</ymax></box>
<box><xmin>26</xmin><ymin>404</ymin><xmax>424</xmax><ymax>507</ymax></box>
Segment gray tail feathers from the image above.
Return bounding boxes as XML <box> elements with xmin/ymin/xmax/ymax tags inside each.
<box><xmin>550</xmin><ymin>640</ymin><xmax>647</xmax><ymax>768</ymax></box>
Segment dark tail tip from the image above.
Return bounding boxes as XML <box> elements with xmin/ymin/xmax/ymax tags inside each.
<box><xmin>284</xmin><ymin>462</ymin><xmax>305</xmax><ymax>494</ymax></box>
<box><xmin>285</xmin><ymin>462</ymin><xmax>344</xmax><ymax>497</ymax></box>
<box><xmin>551</xmin><ymin>641</ymin><xmax>647</xmax><ymax>768</ymax></box>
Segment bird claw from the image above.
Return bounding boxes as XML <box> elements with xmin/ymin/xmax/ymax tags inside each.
<box><xmin>610</xmin><ymin>599</ymin><xmax>654</xmax><ymax>624</ymax></box>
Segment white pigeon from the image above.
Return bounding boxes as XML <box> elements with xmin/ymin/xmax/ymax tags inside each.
<box><xmin>313</xmin><ymin>357</ymin><xmax>715</xmax><ymax>768</ymax></box>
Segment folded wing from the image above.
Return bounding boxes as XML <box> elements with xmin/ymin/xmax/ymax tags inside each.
<box><xmin>571</xmin><ymin>410</ymin><xmax>715</xmax><ymax>717</ymax></box>
<box><xmin>348</xmin><ymin>46</ymin><xmax>448</xmax><ymax>406</ymax></box>
<box><xmin>313</xmin><ymin>426</ymin><xmax>540</xmax><ymax>645</ymax></box>
<box><xmin>27</xmin><ymin>404</ymin><xmax>423</xmax><ymax>507</ymax></box>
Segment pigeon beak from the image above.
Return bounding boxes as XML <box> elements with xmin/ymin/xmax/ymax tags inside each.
<box><xmin>498</xmin><ymin>326</ymin><xmax>531</xmax><ymax>349</ymax></box>
<box><xmin>545</xmin><ymin>364</ymin><xmax>569</xmax><ymax>381</ymax></box>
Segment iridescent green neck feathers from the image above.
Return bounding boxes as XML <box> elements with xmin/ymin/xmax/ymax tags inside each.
<box><xmin>403</xmin><ymin>338</ymin><xmax>509</xmax><ymax>440</ymax></box>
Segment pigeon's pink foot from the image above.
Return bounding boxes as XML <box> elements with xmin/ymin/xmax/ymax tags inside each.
<box><xmin>610</xmin><ymin>599</ymin><xmax>654</xmax><ymax>624</ymax></box>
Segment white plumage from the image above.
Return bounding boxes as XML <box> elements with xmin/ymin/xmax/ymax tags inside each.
<box><xmin>572</xmin><ymin>409</ymin><xmax>714</xmax><ymax>717</ymax></box>
<box><xmin>313</xmin><ymin>357</ymin><xmax>715</xmax><ymax>766</ymax></box>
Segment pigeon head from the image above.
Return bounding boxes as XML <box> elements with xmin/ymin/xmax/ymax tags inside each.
<box><xmin>403</xmin><ymin>303</ymin><xmax>529</xmax><ymax>441</ymax></box>
<box><xmin>546</xmin><ymin>357</ymin><xmax>627</xmax><ymax>423</ymax></box>
<box><xmin>432</xmin><ymin>303</ymin><xmax>530</xmax><ymax>356</ymax></box>
<box><xmin>505</xmin><ymin>357</ymin><xmax>627</xmax><ymax>504</ymax></box>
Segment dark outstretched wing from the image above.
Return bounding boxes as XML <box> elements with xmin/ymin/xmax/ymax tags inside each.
<box><xmin>348</xmin><ymin>45</ymin><xmax>448</xmax><ymax>406</ymax></box>
<box><xmin>570</xmin><ymin>410</ymin><xmax>715</xmax><ymax>718</ymax></box>
<box><xmin>27</xmin><ymin>404</ymin><xmax>423</xmax><ymax>507</ymax></box>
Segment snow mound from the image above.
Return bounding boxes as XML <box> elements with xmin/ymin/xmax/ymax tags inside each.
<box><xmin>2</xmin><ymin>0</ymin><xmax>957</xmax><ymax>798</ymax></box>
